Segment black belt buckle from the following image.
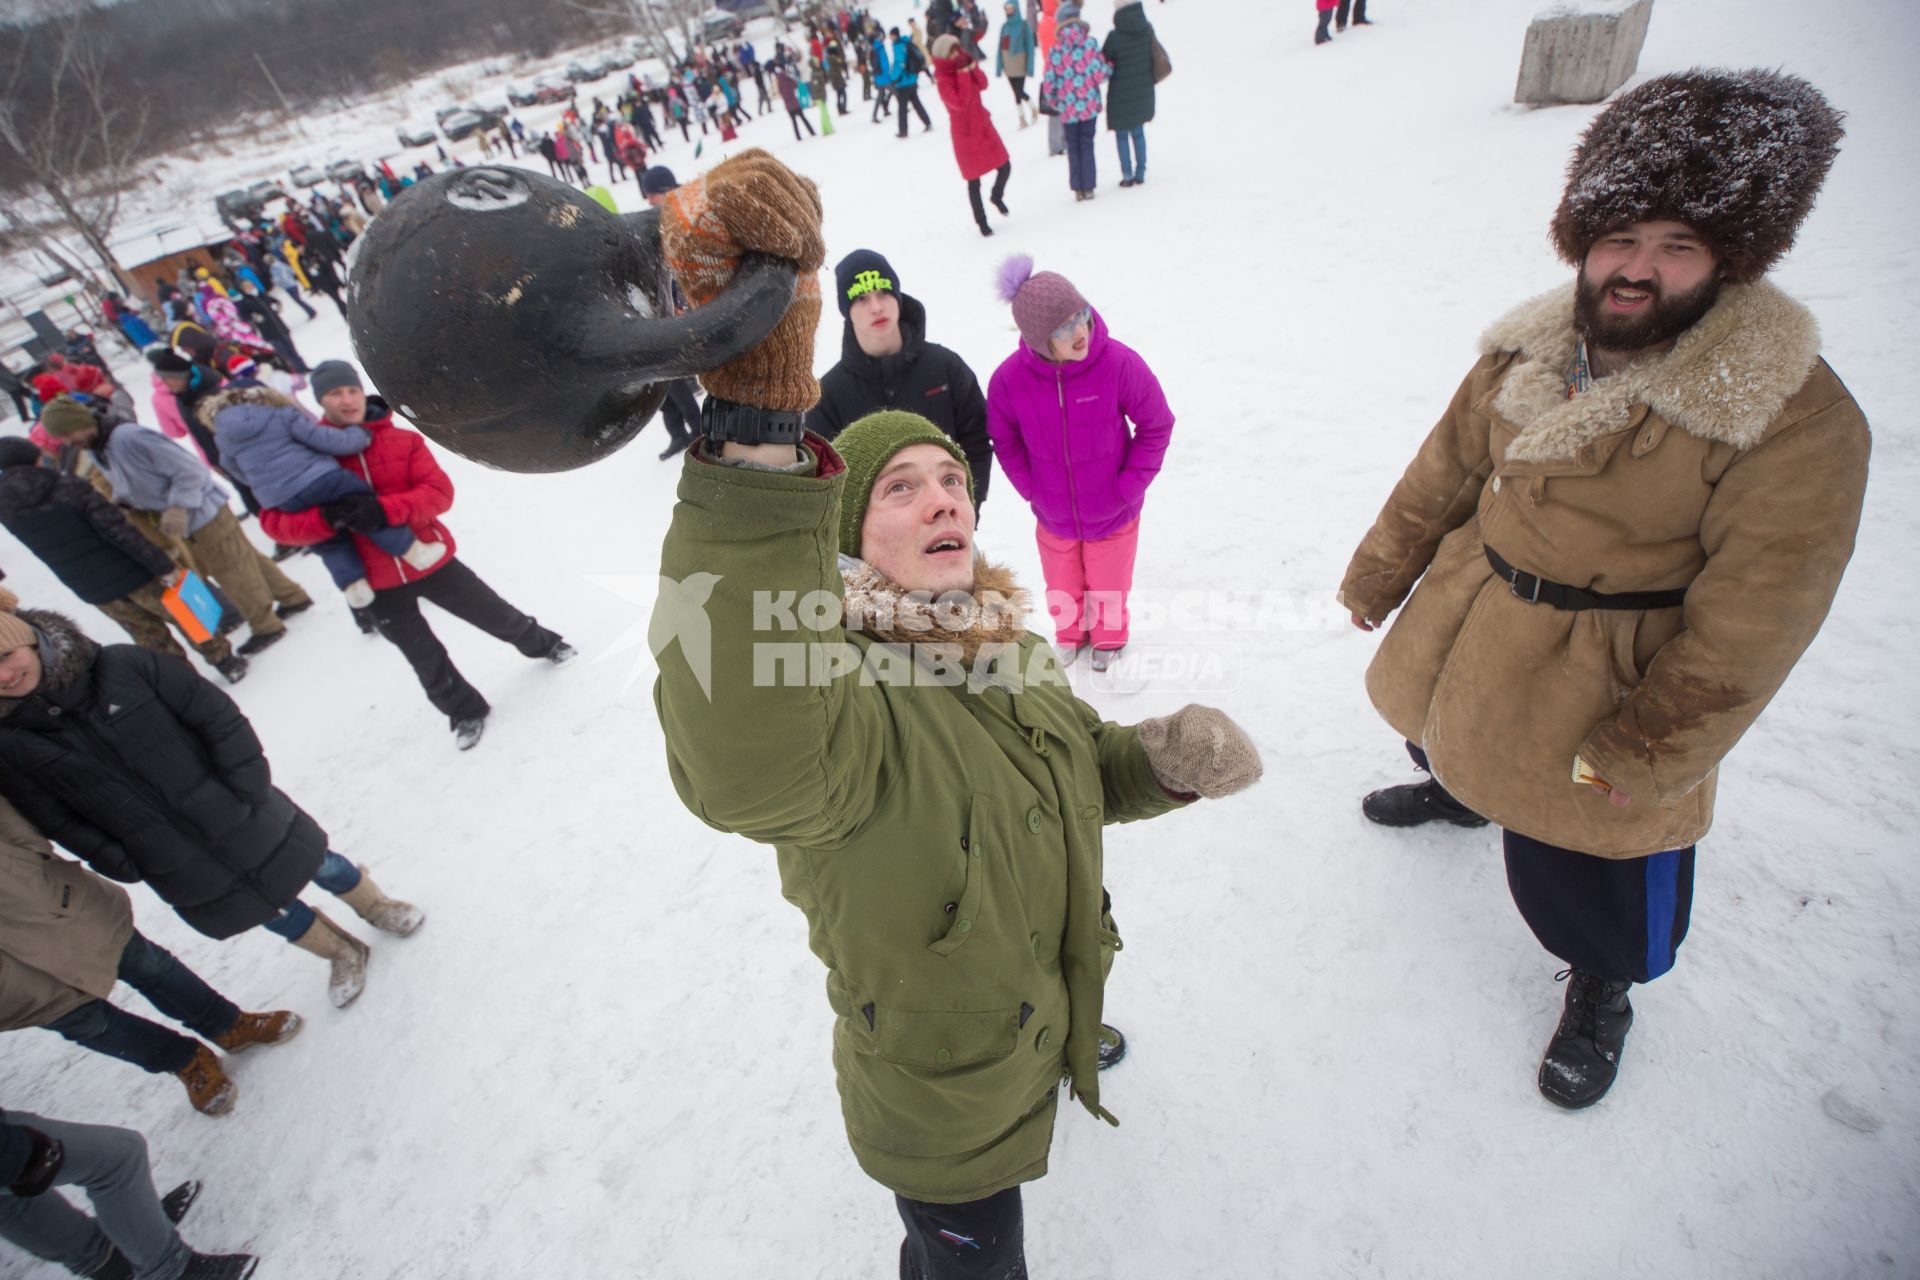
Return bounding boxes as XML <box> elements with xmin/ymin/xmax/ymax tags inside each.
<box><xmin>1507</xmin><ymin>567</ymin><xmax>1542</xmax><ymax>604</ymax></box>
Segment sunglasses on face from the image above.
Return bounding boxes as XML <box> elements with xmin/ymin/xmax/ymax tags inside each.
<box><xmin>1051</xmin><ymin>308</ymin><xmax>1090</xmax><ymax>342</ymax></box>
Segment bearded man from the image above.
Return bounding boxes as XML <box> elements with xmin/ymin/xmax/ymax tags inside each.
<box><xmin>1340</xmin><ymin>71</ymin><xmax>1869</xmax><ymax>1109</ymax></box>
<box><xmin>649</xmin><ymin>150</ymin><xmax>1261</xmax><ymax>1279</ymax></box>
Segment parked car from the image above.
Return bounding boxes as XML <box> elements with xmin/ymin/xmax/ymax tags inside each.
<box><xmin>214</xmin><ymin>189</ymin><xmax>260</xmax><ymax>223</ymax></box>
<box><xmin>246</xmin><ymin>178</ymin><xmax>287</xmax><ymax>204</ymax></box>
<box><xmin>325</xmin><ymin>158</ymin><xmax>369</xmax><ymax>183</ymax></box>
<box><xmin>564</xmin><ymin>62</ymin><xmax>599</xmax><ymax>83</ymax></box>
<box><xmin>440</xmin><ymin>111</ymin><xmax>493</xmax><ymax>141</ymax></box>
<box><xmin>601</xmin><ymin>52</ymin><xmax>635</xmax><ymax>70</ymax></box>
<box><xmin>702</xmin><ymin>10</ymin><xmax>744</xmax><ymax>41</ymax></box>
<box><xmin>290</xmin><ymin>163</ymin><xmax>326</xmax><ymax>188</ymax></box>
<box><xmin>473</xmin><ymin>97</ymin><xmax>511</xmax><ymax>118</ymax></box>
<box><xmin>718</xmin><ymin>0</ymin><xmax>775</xmax><ymax>17</ymax></box>
<box><xmin>397</xmin><ymin>123</ymin><xmax>438</xmax><ymax>147</ymax></box>
<box><xmin>507</xmin><ymin>82</ymin><xmax>543</xmax><ymax>107</ymax></box>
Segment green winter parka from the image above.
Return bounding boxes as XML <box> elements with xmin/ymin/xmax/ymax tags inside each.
<box><xmin>653</xmin><ymin>439</ymin><xmax>1187</xmax><ymax>1203</ymax></box>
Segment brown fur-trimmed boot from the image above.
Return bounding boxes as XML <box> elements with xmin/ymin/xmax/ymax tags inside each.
<box><xmin>290</xmin><ymin>909</ymin><xmax>370</xmax><ymax>1008</ymax></box>
<box><xmin>213</xmin><ymin>1010</ymin><xmax>304</xmax><ymax>1054</ymax></box>
<box><xmin>338</xmin><ymin>866</ymin><xmax>426</xmax><ymax>936</ymax></box>
<box><xmin>175</xmin><ymin>1044</ymin><xmax>237</xmax><ymax>1116</ymax></box>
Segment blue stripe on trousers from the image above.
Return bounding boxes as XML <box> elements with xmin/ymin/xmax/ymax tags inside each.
<box><xmin>1643</xmin><ymin>849</ymin><xmax>1682</xmax><ymax>980</ymax></box>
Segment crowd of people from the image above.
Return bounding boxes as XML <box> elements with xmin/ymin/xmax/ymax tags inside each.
<box><xmin>0</xmin><ymin>1</ymin><xmax>1876</xmax><ymax>1274</ymax></box>
<box><xmin>468</xmin><ymin>0</ymin><xmax>1169</xmax><ymax>234</ymax></box>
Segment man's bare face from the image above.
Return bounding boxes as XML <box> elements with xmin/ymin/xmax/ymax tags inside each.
<box><xmin>319</xmin><ymin>384</ymin><xmax>368</xmax><ymax>425</ymax></box>
<box><xmin>859</xmin><ymin>444</ymin><xmax>975</xmax><ymax>595</ymax></box>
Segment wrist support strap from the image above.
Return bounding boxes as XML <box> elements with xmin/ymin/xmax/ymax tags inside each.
<box><xmin>700</xmin><ymin>396</ymin><xmax>805</xmax><ymax>446</ymax></box>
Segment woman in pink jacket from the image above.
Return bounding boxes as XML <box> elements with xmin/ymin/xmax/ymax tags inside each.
<box><xmin>986</xmin><ymin>255</ymin><xmax>1173</xmax><ymax>671</ymax></box>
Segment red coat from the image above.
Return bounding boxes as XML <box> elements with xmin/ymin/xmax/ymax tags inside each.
<box><xmin>258</xmin><ymin>406</ymin><xmax>457</xmax><ymax>591</ymax></box>
<box><xmin>933</xmin><ymin>56</ymin><xmax>1009</xmax><ymax>182</ymax></box>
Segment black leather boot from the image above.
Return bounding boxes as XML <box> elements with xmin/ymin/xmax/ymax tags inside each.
<box><xmin>1361</xmin><ymin>776</ymin><xmax>1488</xmax><ymax>827</ymax></box>
<box><xmin>1538</xmin><ymin>969</ymin><xmax>1634</xmax><ymax>1109</ymax></box>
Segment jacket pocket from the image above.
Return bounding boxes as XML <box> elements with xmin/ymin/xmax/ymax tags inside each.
<box><xmin>928</xmin><ymin>795</ymin><xmax>989</xmax><ymax>958</ymax></box>
<box><xmin>871</xmin><ymin>1005</ymin><xmax>1023</xmax><ymax>1072</ymax></box>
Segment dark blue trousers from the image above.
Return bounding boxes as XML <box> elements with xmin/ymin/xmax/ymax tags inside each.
<box><xmin>1407</xmin><ymin>741</ymin><xmax>1694</xmax><ymax>982</ymax></box>
<box><xmin>42</xmin><ymin>932</ymin><xmax>240</xmax><ymax>1074</ymax></box>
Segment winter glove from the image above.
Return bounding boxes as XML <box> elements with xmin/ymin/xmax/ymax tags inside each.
<box><xmin>1135</xmin><ymin>704</ymin><xmax>1263</xmax><ymax>800</ymax></box>
<box><xmin>157</xmin><ymin>506</ymin><xmax>190</xmax><ymax>540</ymax></box>
<box><xmin>325</xmin><ymin>496</ymin><xmax>390</xmax><ymax>534</ymax></box>
<box><xmin>656</xmin><ymin>147</ymin><xmax>825</xmax><ymax>413</ymax></box>
<box><xmin>7</xmin><ymin>1127</ymin><xmax>63</xmax><ymax>1197</ymax></box>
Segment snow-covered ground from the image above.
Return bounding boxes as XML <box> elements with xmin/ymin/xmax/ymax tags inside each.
<box><xmin>5</xmin><ymin>0</ymin><xmax>1919</xmax><ymax>1276</ymax></box>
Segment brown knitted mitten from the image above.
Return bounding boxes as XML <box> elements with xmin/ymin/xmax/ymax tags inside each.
<box><xmin>1136</xmin><ymin>705</ymin><xmax>1264</xmax><ymax>800</ymax></box>
<box><xmin>657</xmin><ymin>148</ymin><xmax>826</xmax><ymax>413</ymax></box>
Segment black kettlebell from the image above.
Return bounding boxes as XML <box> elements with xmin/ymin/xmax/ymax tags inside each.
<box><xmin>343</xmin><ymin>166</ymin><xmax>795</xmax><ymax>473</ymax></box>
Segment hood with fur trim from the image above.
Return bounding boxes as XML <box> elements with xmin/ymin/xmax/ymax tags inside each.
<box><xmin>0</xmin><ymin>609</ymin><xmax>98</xmax><ymax>722</ymax></box>
<box><xmin>838</xmin><ymin>555</ymin><xmax>1030</xmax><ymax>664</ymax></box>
<box><xmin>1482</xmin><ymin>278</ymin><xmax>1820</xmax><ymax>465</ymax></box>
<box><xmin>192</xmin><ymin>381</ymin><xmax>299</xmax><ymax>432</ymax></box>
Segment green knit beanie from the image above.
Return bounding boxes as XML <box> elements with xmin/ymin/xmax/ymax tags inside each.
<box><xmin>38</xmin><ymin>395</ymin><xmax>98</xmax><ymax>439</ymax></box>
<box><xmin>834</xmin><ymin>411</ymin><xmax>974</xmax><ymax>559</ymax></box>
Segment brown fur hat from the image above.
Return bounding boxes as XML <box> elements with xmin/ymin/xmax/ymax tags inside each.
<box><xmin>1550</xmin><ymin>69</ymin><xmax>1845</xmax><ymax>282</ymax></box>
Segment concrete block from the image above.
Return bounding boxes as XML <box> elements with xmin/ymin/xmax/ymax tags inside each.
<box><xmin>1515</xmin><ymin>0</ymin><xmax>1655</xmax><ymax>106</ymax></box>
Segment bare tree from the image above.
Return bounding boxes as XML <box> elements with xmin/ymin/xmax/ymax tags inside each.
<box><xmin>0</xmin><ymin>5</ymin><xmax>150</xmax><ymax>294</ymax></box>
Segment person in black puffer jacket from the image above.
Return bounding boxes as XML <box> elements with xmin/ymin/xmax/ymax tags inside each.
<box><xmin>0</xmin><ymin>607</ymin><xmax>425</xmax><ymax>1010</ymax></box>
<box><xmin>806</xmin><ymin>249</ymin><xmax>994</xmax><ymax>512</ymax></box>
<box><xmin>0</xmin><ymin>437</ymin><xmax>247</xmax><ymax>683</ymax></box>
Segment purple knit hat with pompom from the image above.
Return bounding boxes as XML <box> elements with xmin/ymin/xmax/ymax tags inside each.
<box><xmin>997</xmin><ymin>254</ymin><xmax>1088</xmax><ymax>352</ymax></box>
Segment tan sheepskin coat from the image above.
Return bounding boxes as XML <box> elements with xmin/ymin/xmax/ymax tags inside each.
<box><xmin>1339</xmin><ymin>280</ymin><xmax>1871</xmax><ymax>857</ymax></box>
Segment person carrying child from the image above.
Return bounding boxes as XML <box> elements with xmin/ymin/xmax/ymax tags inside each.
<box><xmin>200</xmin><ymin>359</ymin><xmax>446</xmax><ymax>609</ymax></box>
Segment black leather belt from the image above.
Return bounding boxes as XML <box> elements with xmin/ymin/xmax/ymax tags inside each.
<box><xmin>1485</xmin><ymin>546</ymin><xmax>1687</xmax><ymax>611</ymax></box>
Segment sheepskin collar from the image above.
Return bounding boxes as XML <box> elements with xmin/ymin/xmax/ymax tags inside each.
<box><xmin>1482</xmin><ymin>278</ymin><xmax>1820</xmax><ymax>463</ymax></box>
<box><xmin>0</xmin><ymin>609</ymin><xmax>98</xmax><ymax>723</ymax></box>
<box><xmin>838</xmin><ymin>555</ymin><xmax>1030</xmax><ymax>664</ymax></box>
<box><xmin>194</xmin><ymin>382</ymin><xmax>299</xmax><ymax>431</ymax></box>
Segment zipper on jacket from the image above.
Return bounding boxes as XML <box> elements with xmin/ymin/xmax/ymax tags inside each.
<box><xmin>1057</xmin><ymin>370</ymin><xmax>1084</xmax><ymax>539</ymax></box>
<box><xmin>357</xmin><ymin>451</ymin><xmax>408</xmax><ymax>581</ymax></box>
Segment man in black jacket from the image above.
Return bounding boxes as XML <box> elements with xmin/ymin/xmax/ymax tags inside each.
<box><xmin>0</xmin><ymin>438</ymin><xmax>247</xmax><ymax>683</ymax></box>
<box><xmin>806</xmin><ymin>249</ymin><xmax>994</xmax><ymax>511</ymax></box>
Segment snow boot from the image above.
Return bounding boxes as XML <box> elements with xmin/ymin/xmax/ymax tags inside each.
<box><xmin>162</xmin><ymin>1180</ymin><xmax>201</xmax><ymax>1224</ymax></box>
<box><xmin>454</xmin><ymin>715</ymin><xmax>487</xmax><ymax>751</ymax></box>
<box><xmin>290</xmin><ymin>910</ymin><xmax>370</xmax><ymax>1008</ymax></box>
<box><xmin>1097</xmin><ymin>1023</ymin><xmax>1127</xmax><ymax>1071</ymax></box>
<box><xmin>1055</xmin><ymin>640</ymin><xmax>1087</xmax><ymax>668</ymax></box>
<box><xmin>976</xmin><ymin>217</ymin><xmax>994</xmax><ymax>238</ymax></box>
<box><xmin>213</xmin><ymin>1010</ymin><xmax>303</xmax><ymax>1054</ymax></box>
<box><xmin>235</xmin><ymin>628</ymin><xmax>284</xmax><ymax>658</ymax></box>
<box><xmin>1538</xmin><ymin>970</ymin><xmax>1634</xmax><ymax>1109</ymax></box>
<box><xmin>214</xmin><ymin>655</ymin><xmax>249</xmax><ymax>685</ymax></box>
<box><xmin>1090</xmin><ymin>645</ymin><xmax>1124</xmax><ymax>673</ymax></box>
<box><xmin>174</xmin><ymin>1044</ymin><xmax>236</xmax><ymax>1116</ymax></box>
<box><xmin>344</xmin><ymin>579</ymin><xmax>376</xmax><ymax>609</ymax></box>
<box><xmin>86</xmin><ymin>1247</ymin><xmax>134</xmax><ymax>1280</ymax></box>
<box><xmin>352</xmin><ymin>604</ymin><xmax>379</xmax><ymax>635</ymax></box>
<box><xmin>1360</xmin><ymin>777</ymin><xmax>1488</xmax><ymax>828</ymax></box>
<box><xmin>339</xmin><ymin>867</ymin><xmax>426</xmax><ymax>936</ymax></box>
<box><xmin>402</xmin><ymin>538</ymin><xmax>448</xmax><ymax>571</ymax></box>
<box><xmin>179</xmin><ymin>1253</ymin><xmax>258</xmax><ymax>1280</ymax></box>
<box><xmin>274</xmin><ymin>598</ymin><xmax>313</xmax><ymax>620</ymax></box>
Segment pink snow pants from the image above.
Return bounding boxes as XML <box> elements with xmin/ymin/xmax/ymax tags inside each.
<box><xmin>1035</xmin><ymin>518</ymin><xmax>1141</xmax><ymax>651</ymax></box>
